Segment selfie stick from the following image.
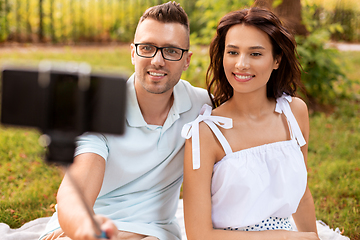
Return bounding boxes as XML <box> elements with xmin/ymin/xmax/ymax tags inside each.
<box><xmin>38</xmin><ymin>61</ymin><xmax>109</xmax><ymax>239</ymax></box>
<box><xmin>66</xmin><ymin>169</ymin><xmax>108</xmax><ymax>239</ymax></box>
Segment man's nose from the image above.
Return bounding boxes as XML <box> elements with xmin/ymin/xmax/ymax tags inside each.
<box><xmin>151</xmin><ymin>49</ymin><xmax>166</xmax><ymax>66</ymax></box>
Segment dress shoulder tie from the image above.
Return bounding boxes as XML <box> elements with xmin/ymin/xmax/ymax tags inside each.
<box><xmin>275</xmin><ymin>95</ymin><xmax>306</xmax><ymax>147</ymax></box>
<box><xmin>181</xmin><ymin>104</ymin><xmax>233</xmax><ymax>169</ymax></box>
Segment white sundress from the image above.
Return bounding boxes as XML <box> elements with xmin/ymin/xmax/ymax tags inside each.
<box><xmin>181</xmin><ymin>95</ymin><xmax>308</xmax><ymax>231</ymax></box>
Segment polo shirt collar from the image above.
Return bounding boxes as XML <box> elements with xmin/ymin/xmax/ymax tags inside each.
<box><xmin>126</xmin><ymin>74</ymin><xmax>192</xmax><ymax>128</ymax></box>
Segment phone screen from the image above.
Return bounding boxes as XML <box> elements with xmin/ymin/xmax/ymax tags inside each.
<box><xmin>1</xmin><ymin>68</ymin><xmax>127</xmax><ymax>135</ymax></box>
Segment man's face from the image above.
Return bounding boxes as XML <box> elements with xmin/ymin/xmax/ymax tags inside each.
<box><xmin>131</xmin><ymin>19</ymin><xmax>192</xmax><ymax>95</ymax></box>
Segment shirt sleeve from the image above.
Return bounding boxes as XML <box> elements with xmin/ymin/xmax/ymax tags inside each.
<box><xmin>74</xmin><ymin>132</ymin><xmax>109</xmax><ymax>161</ymax></box>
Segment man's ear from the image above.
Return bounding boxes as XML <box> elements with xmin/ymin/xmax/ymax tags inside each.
<box><xmin>130</xmin><ymin>43</ymin><xmax>136</xmax><ymax>66</ymax></box>
<box><xmin>183</xmin><ymin>51</ymin><xmax>193</xmax><ymax>71</ymax></box>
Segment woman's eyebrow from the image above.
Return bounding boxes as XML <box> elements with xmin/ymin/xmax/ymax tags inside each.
<box><xmin>225</xmin><ymin>44</ymin><xmax>239</xmax><ymax>49</ymax></box>
<box><xmin>249</xmin><ymin>46</ymin><xmax>265</xmax><ymax>50</ymax></box>
<box><xmin>225</xmin><ymin>44</ymin><xmax>266</xmax><ymax>50</ymax></box>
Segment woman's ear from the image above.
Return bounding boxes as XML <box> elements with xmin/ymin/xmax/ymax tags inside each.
<box><xmin>273</xmin><ymin>54</ymin><xmax>282</xmax><ymax>70</ymax></box>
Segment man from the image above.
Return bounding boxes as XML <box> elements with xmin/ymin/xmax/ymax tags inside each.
<box><xmin>39</xmin><ymin>2</ymin><xmax>210</xmax><ymax>240</ymax></box>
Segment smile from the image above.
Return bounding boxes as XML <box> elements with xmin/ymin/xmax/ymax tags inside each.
<box><xmin>234</xmin><ymin>74</ymin><xmax>254</xmax><ymax>81</ymax></box>
<box><xmin>148</xmin><ymin>71</ymin><xmax>166</xmax><ymax>77</ymax></box>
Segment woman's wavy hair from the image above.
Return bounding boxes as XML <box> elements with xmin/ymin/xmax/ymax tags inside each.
<box><xmin>207</xmin><ymin>7</ymin><xmax>303</xmax><ymax>107</ymax></box>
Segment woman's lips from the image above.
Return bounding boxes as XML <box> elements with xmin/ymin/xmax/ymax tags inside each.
<box><xmin>233</xmin><ymin>73</ymin><xmax>254</xmax><ymax>82</ymax></box>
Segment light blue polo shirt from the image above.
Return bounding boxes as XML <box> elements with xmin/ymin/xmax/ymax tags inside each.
<box><xmin>40</xmin><ymin>74</ymin><xmax>210</xmax><ymax>240</ymax></box>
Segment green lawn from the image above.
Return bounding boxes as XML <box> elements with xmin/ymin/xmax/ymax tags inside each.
<box><xmin>0</xmin><ymin>44</ymin><xmax>359</xmax><ymax>239</ymax></box>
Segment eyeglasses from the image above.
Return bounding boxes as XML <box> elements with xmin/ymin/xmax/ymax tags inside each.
<box><xmin>134</xmin><ymin>43</ymin><xmax>189</xmax><ymax>61</ymax></box>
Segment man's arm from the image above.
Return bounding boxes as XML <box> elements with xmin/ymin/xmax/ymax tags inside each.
<box><xmin>56</xmin><ymin>152</ymin><xmax>115</xmax><ymax>239</ymax></box>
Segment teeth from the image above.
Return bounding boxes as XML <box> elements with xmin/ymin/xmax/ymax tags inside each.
<box><xmin>149</xmin><ymin>72</ymin><xmax>165</xmax><ymax>76</ymax></box>
<box><xmin>235</xmin><ymin>74</ymin><xmax>252</xmax><ymax>80</ymax></box>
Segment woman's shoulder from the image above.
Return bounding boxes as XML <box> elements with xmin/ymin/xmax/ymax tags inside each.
<box><xmin>288</xmin><ymin>96</ymin><xmax>309</xmax><ymax>138</ymax></box>
<box><xmin>209</xmin><ymin>101</ymin><xmax>231</xmax><ymax>117</ymax></box>
<box><xmin>288</xmin><ymin>96</ymin><xmax>308</xmax><ymax>117</ymax></box>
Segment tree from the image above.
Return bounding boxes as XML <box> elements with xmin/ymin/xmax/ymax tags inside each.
<box><xmin>15</xmin><ymin>0</ymin><xmax>20</xmax><ymax>41</ymax></box>
<box><xmin>255</xmin><ymin>0</ymin><xmax>308</xmax><ymax>36</ymax></box>
<box><xmin>49</xmin><ymin>0</ymin><xmax>56</xmax><ymax>42</ymax></box>
<box><xmin>26</xmin><ymin>0</ymin><xmax>32</xmax><ymax>41</ymax></box>
<box><xmin>38</xmin><ymin>0</ymin><xmax>43</xmax><ymax>41</ymax></box>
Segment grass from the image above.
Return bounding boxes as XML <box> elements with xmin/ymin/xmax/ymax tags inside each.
<box><xmin>308</xmin><ymin>110</ymin><xmax>360</xmax><ymax>238</ymax></box>
<box><xmin>0</xmin><ymin>126</ymin><xmax>63</xmax><ymax>226</ymax></box>
<box><xmin>0</xmin><ymin>44</ymin><xmax>134</xmax><ymax>76</ymax></box>
<box><xmin>307</xmin><ymin>50</ymin><xmax>360</xmax><ymax>238</ymax></box>
<box><xmin>0</xmin><ymin>44</ymin><xmax>359</xmax><ymax>239</ymax></box>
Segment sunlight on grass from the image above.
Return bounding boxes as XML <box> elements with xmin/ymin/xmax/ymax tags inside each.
<box><xmin>308</xmin><ymin>112</ymin><xmax>360</xmax><ymax>236</ymax></box>
<box><xmin>0</xmin><ymin>126</ymin><xmax>63</xmax><ymax>227</ymax></box>
<box><xmin>0</xmin><ymin>44</ymin><xmax>134</xmax><ymax>77</ymax></box>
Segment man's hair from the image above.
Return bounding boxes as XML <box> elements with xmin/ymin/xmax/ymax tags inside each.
<box><xmin>139</xmin><ymin>1</ymin><xmax>189</xmax><ymax>34</ymax></box>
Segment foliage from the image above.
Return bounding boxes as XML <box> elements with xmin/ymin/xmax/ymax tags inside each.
<box><xmin>189</xmin><ymin>0</ymin><xmax>253</xmax><ymax>45</ymax></box>
<box><xmin>296</xmin><ymin>32</ymin><xmax>348</xmax><ymax>105</ymax></box>
<box><xmin>182</xmin><ymin>45</ymin><xmax>209</xmax><ymax>88</ymax></box>
<box><xmin>308</xmin><ymin>101</ymin><xmax>360</xmax><ymax>239</ymax></box>
<box><xmin>307</xmin><ymin>0</ymin><xmax>360</xmax><ymax>42</ymax></box>
<box><xmin>1</xmin><ymin>0</ymin><xmax>360</xmax><ymax>44</ymax></box>
<box><xmin>0</xmin><ymin>0</ymin><xmax>255</xmax><ymax>44</ymax></box>
<box><xmin>331</xmin><ymin>3</ymin><xmax>360</xmax><ymax>42</ymax></box>
<box><xmin>296</xmin><ymin>2</ymin><xmax>351</xmax><ymax>106</ymax></box>
<box><xmin>0</xmin><ymin>0</ymin><xmax>166</xmax><ymax>43</ymax></box>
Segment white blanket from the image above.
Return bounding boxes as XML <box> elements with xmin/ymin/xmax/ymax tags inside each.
<box><xmin>0</xmin><ymin>200</ymin><xmax>349</xmax><ymax>240</ymax></box>
<box><xmin>0</xmin><ymin>217</ymin><xmax>50</xmax><ymax>240</ymax></box>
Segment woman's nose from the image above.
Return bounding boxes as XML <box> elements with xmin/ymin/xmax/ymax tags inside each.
<box><xmin>235</xmin><ymin>55</ymin><xmax>250</xmax><ymax>70</ymax></box>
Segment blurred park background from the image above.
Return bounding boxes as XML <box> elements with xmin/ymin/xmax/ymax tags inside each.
<box><xmin>0</xmin><ymin>0</ymin><xmax>359</xmax><ymax>239</ymax></box>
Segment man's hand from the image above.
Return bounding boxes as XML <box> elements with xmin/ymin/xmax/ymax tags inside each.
<box><xmin>96</xmin><ymin>215</ymin><xmax>159</xmax><ymax>240</ymax></box>
<box><xmin>94</xmin><ymin>215</ymin><xmax>116</xmax><ymax>239</ymax></box>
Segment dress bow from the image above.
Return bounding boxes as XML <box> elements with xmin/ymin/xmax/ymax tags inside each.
<box><xmin>181</xmin><ymin>104</ymin><xmax>233</xmax><ymax>169</ymax></box>
<box><xmin>275</xmin><ymin>95</ymin><xmax>306</xmax><ymax>147</ymax></box>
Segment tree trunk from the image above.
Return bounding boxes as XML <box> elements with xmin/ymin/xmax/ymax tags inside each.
<box><xmin>49</xmin><ymin>0</ymin><xmax>56</xmax><ymax>42</ymax></box>
<box><xmin>15</xmin><ymin>0</ymin><xmax>21</xmax><ymax>42</ymax></box>
<box><xmin>4</xmin><ymin>0</ymin><xmax>9</xmax><ymax>38</ymax></box>
<box><xmin>71</xmin><ymin>0</ymin><xmax>76</xmax><ymax>42</ymax></box>
<box><xmin>39</xmin><ymin>0</ymin><xmax>44</xmax><ymax>42</ymax></box>
<box><xmin>255</xmin><ymin>0</ymin><xmax>308</xmax><ymax>36</ymax></box>
<box><xmin>26</xmin><ymin>0</ymin><xmax>32</xmax><ymax>41</ymax></box>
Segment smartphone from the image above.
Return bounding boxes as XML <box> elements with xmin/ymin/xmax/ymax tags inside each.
<box><xmin>1</xmin><ymin>65</ymin><xmax>127</xmax><ymax>163</ymax></box>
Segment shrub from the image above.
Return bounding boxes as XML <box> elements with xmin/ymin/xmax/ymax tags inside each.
<box><xmin>297</xmin><ymin>2</ymin><xmax>351</xmax><ymax>107</ymax></box>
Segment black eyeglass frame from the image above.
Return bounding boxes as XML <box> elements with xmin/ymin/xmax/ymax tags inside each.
<box><xmin>134</xmin><ymin>43</ymin><xmax>189</xmax><ymax>61</ymax></box>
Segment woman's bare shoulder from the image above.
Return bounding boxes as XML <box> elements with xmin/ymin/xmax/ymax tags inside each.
<box><xmin>289</xmin><ymin>97</ymin><xmax>308</xmax><ymax>117</ymax></box>
<box><xmin>289</xmin><ymin>97</ymin><xmax>309</xmax><ymax>139</ymax></box>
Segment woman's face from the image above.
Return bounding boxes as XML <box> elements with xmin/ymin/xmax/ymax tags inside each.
<box><xmin>223</xmin><ymin>24</ymin><xmax>280</xmax><ymax>96</ymax></box>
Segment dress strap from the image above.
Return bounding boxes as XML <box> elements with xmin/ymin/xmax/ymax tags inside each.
<box><xmin>275</xmin><ymin>95</ymin><xmax>306</xmax><ymax>147</ymax></box>
<box><xmin>181</xmin><ymin>104</ymin><xmax>233</xmax><ymax>169</ymax></box>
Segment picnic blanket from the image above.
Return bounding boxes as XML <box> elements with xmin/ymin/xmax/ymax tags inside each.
<box><xmin>0</xmin><ymin>199</ymin><xmax>350</xmax><ymax>240</ymax></box>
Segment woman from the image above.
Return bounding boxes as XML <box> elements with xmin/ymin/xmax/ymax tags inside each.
<box><xmin>181</xmin><ymin>7</ymin><xmax>320</xmax><ymax>240</ymax></box>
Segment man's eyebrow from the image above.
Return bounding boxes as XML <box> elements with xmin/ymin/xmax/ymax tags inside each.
<box><xmin>140</xmin><ymin>42</ymin><xmax>184</xmax><ymax>49</ymax></box>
